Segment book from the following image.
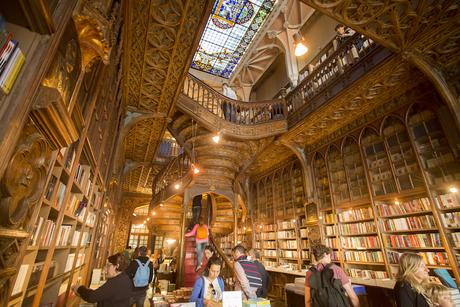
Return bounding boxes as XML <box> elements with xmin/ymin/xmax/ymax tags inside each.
<box><xmin>11</xmin><ymin>264</ymin><xmax>29</xmax><ymax>295</ymax></box>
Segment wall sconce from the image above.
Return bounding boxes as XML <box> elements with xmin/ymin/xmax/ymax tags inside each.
<box><xmin>293</xmin><ymin>32</ymin><xmax>308</xmax><ymax>57</ymax></box>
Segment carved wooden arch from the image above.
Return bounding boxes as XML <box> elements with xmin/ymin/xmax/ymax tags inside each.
<box><xmin>358</xmin><ymin>125</ymin><xmax>382</xmax><ymax>146</ymax></box>
<box><xmin>379</xmin><ymin>114</ymin><xmax>407</xmax><ymax>137</ymax></box>
<box><xmin>404</xmin><ymin>102</ymin><xmax>438</xmax><ymax>127</ymax></box>
<box><xmin>340</xmin><ymin>135</ymin><xmax>360</xmax><ymax>154</ymax></box>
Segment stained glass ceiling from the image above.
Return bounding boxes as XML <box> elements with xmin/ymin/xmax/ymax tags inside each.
<box><xmin>191</xmin><ymin>0</ymin><xmax>276</xmax><ymax>78</ymax></box>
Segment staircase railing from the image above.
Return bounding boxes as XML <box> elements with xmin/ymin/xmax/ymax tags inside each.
<box><xmin>151</xmin><ymin>153</ymin><xmax>191</xmax><ymax>204</ymax></box>
<box><xmin>286</xmin><ymin>33</ymin><xmax>377</xmax><ymax>116</ymax></box>
<box><xmin>182</xmin><ymin>73</ymin><xmax>287</xmax><ymax>125</ymax></box>
<box><xmin>209</xmin><ymin>230</ymin><xmax>235</xmax><ymax>289</ymax></box>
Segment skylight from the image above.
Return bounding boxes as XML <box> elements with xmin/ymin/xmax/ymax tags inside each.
<box><xmin>191</xmin><ymin>0</ymin><xmax>276</xmax><ymax>79</ymax></box>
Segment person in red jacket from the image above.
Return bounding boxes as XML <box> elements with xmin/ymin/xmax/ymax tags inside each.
<box><xmin>185</xmin><ymin>220</ymin><xmax>209</xmax><ymax>271</ymax></box>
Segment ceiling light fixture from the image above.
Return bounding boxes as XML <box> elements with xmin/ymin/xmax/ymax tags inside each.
<box><xmin>449</xmin><ymin>186</ymin><xmax>458</xmax><ymax>193</ymax></box>
<box><xmin>152</xmin><ymin>211</ymin><xmax>156</xmax><ymax>216</ymax></box>
<box><xmin>212</xmin><ymin>133</ymin><xmax>220</xmax><ymax>144</ymax></box>
<box><xmin>192</xmin><ymin>164</ymin><xmax>200</xmax><ymax>174</ymax></box>
<box><xmin>293</xmin><ymin>33</ymin><xmax>308</xmax><ymax>57</ymax></box>
<box><xmin>174</xmin><ymin>183</ymin><xmax>181</xmax><ymax>190</ymax></box>
<box><xmin>159</xmin><ymin>203</ymin><xmax>164</xmax><ymax>207</ymax></box>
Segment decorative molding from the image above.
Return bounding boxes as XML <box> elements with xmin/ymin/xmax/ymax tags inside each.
<box><xmin>30</xmin><ymin>86</ymin><xmax>80</xmax><ymax>150</ymax></box>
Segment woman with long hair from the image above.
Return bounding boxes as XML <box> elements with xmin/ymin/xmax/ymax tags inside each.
<box><xmin>72</xmin><ymin>253</ymin><xmax>132</xmax><ymax>306</ymax></box>
<box><xmin>190</xmin><ymin>256</ymin><xmax>225</xmax><ymax>307</ymax></box>
<box><xmin>394</xmin><ymin>252</ymin><xmax>430</xmax><ymax>307</ymax></box>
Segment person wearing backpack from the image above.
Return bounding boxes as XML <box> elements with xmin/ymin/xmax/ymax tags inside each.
<box><xmin>185</xmin><ymin>219</ymin><xmax>209</xmax><ymax>271</ymax></box>
<box><xmin>126</xmin><ymin>246</ymin><xmax>154</xmax><ymax>307</ymax></box>
<box><xmin>190</xmin><ymin>256</ymin><xmax>225</xmax><ymax>307</ymax></box>
<box><xmin>305</xmin><ymin>244</ymin><xmax>359</xmax><ymax>307</ymax></box>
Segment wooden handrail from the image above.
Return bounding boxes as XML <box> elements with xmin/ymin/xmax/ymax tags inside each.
<box><xmin>182</xmin><ymin>73</ymin><xmax>287</xmax><ymax>125</ymax></box>
<box><xmin>286</xmin><ymin>33</ymin><xmax>376</xmax><ymax>115</ymax></box>
<box><xmin>152</xmin><ymin>153</ymin><xmax>191</xmax><ymax>195</ymax></box>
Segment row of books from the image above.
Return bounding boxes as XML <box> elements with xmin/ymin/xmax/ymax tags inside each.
<box><xmin>72</xmin><ymin>231</ymin><xmax>90</xmax><ymax>247</ymax></box>
<box><xmin>74</xmin><ymin>164</ymin><xmax>92</xmax><ymax>195</ymax></box>
<box><xmin>381</xmin><ymin>215</ymin><xmax>436</xmax><ymax>232</ymax></box>
<box><xmin>278</xmin><ymin>240</ymin><xmax>298</xmax><ymax>249</ymax></box>
<box><xmin>387</xmin><ymin>233</ymin><xmax>441</xmax><ymax>248</ymax></box>
<box><xmin>343</xmin><ymin>251</ymin><xmax>384</xmax><ymax>263</ymax></box>
<box><xmin>450</xmin><ymin>232</ymin><xmax>460</xmax><ymax>247</ymax></box>
<box><xmin>387</xmin><ymin>251</ymin><xmax>449</xmax><ymax>266</ymax></box>
<box><xmin>341</xmin><ymin>236</ymin><xmax>380</xmax><ymax>249</ymax></box>
<box><xmin>0</xmin><ymin>24</ymin><xmax>25</xmax><ymax>95</ymax></box>
<box><xmin>301</xmin><ymin>250</ymin><xmax>310</xmax><ymax>259</ymax></box>
<box><xmin>337</xmin><ymin>207</ymin><xmax>373</xmax><ymax>222</ymax></box>
<box><xmin>339</xmin><ymin>221</ymin><xmax>376</xmax><ymax>234</ymax></box>
<box><xmin>435</xmin><ymin>193</ymin><xmax>459</xmax><ymax>209</ymax></box>
<box><xmin>325</xmin><ymin>237</ymin><xmax>338</xmax><ymax>248</ymax></box>
<box><xmin>347</xmin><ymin>268</ymin><xmax>389</xmax><ymax>280</ymax></box>
<box><xmin>322</xmin><ymin>212</ymin><xmax>334</xmax><ymax>224</ymax></box>
<box><xmin>56</xmin><ymin>225</ymin><xmax>72</xmax><ymax>246</ymax></box>
<box><xmin>260</xmin><ymin>224</ymin><xmax>276</xmax><ymax>231</ymax></box>
<box><xmin>441</xmin><ymin>212</ymin><xmax>460</xmax><ymax>228</ymax></box>
<box><xmin>262</xmin><ymin>242</ymin><xmax>276</xmax><ymax>249</ymax></box>
<box><xmin>261</xmin><ymin>232</ymin><xmax>276</xmax><ymax>240</ymax></box>
<box><xmin>262</xmin><ymin>260</ymin><xmax>277</xmax><ymax>268</ymax></box>
<box><xmin>277</xmin><ymin>220</ymin><xmax>296</xmax><ymax>230</ymax></box>
<box><xmin>277</xmin><ymin>230</ymin><xmax>296</xmax><ymax>239</ymax></box>
<box><xmin>65</xmin><ymin>253</ymin><xmax>85</xmax><ymax>272</ymax></box>
<box><xmin>279</xmin><ymin>250</ymin><xmax>298</xmax><ymax>258</ymax></box>
<box><xmin>263</xmin><ymin>250</ymin><xmax>277</xmax><ymax>257</ymax></box>
<box><xmin>36</xmin><ymin>219</ymin><xmax>56</xmax><ymax>247</ymax></box>
<box><xmin>325</xmin><ymin>225</ymin><xmax>336</xmax><ymax>236</ymax></box>
<box><xmin>376</xmin><ymin>198</ymin><xmax>431</xmax><ymax>216</ymax></box>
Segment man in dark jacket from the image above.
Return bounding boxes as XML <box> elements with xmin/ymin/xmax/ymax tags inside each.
<box><xmin>126</xmin><ymin>246</ymin><xmax>154</xmax><ymax>307</ymax></box>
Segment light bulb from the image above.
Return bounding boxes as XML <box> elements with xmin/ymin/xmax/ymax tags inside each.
<box><xmin>147</xmin><ymin>217</ymin><xmax>150</xmax><ymax>221</ymax></box>
<box><xmin>152</xmin><ymin>211</ymin><xmax>156</xmax><ymax>216</ymax></box>
<box><xmin>294</xmin><ymin>43</ymin><xmax>308</xmax><ymax>56</ymax></box>
<box><xmin>174</xmin><ymin>183</ymin><xmax>181</xmax><ymax>190</ymax></box>
<box><xmin>159</xmin><ymin>203</ymin><xmax>164</xmax><ymax>207</ymax></box>
<box><xmin>132</xmin><ymin>213</ymin><xmax>137</xmax><ymax>216</ymax></box>
<box><xmin>143</xmin><ymin>221</ymin><xmax>146</xmax><ymax>224</ymax></box>
<box><xmin>193</xmin><ymin>165</ymin><xmax>200</xmax><ymax>174</ymax></box>
<box><xmin>449</xmin><ymin>186</ymin><xmax>458</xmax><ymax>193</ymax></box>
<box><xmin>212</xmin><ymin>134</ymin><xmax>220</xmax><ymax>143</ymax></box>
<box><xmin>395</xmin><ymin>200</ymin><xmax>400</xmax><ymax>205</ymax></box>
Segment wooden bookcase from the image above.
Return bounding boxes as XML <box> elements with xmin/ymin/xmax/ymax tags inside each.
<box><xmin>251</xmin><ymin>102</ymin><xmax>460</xmax><ymax>285</ymax></box>
<box><xmin>3</xmin><ymin>1</ymin><xmax>122</xmax><ymax>303</ymax></box>
<box><xmin>276</xmin><ymin>219</ymin><xmax>301</xmax><ymax>270</ymax></box>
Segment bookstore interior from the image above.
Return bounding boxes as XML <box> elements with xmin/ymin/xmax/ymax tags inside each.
<box><xmin>0</xmin><ymin>0</ymin><xmax>459</xmax><ymax>306</ymax></box>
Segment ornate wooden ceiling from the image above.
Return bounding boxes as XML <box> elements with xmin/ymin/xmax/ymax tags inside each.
<box><xmin>121</xmin><ymin>0</ymin><xmax>213</xmax><ymax>193</ymax></box>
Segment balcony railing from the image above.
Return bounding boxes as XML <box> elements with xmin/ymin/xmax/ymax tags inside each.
<box><xmin>182</xmin><ymin>74</ymin><xmax>287</xmax><ymax>125</ymax></box>
<box><xmin>286</xmin><ymin>33</ymin><xmax>389</xmax><ymax>126</ymax></box>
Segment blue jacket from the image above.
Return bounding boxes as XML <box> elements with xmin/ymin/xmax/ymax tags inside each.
<box><xmin>190</xmin><ymin>276</ymin><xmax>225</xmax><ymax>307</ymax></box>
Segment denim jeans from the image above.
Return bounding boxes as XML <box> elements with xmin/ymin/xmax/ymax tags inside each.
<box><xmin>196</xmin><ymin>242</ymin><xmax>207</xmax><ymax>267</ymax></box>
<box><xmin>130</xmin><ymin>291</ymin><xmax>146</xmax><ymax>307</ymax></box>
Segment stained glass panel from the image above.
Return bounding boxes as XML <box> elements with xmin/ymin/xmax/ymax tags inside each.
<box><xmin>191</xmin><ymin>0</ymin><xmax>276</xmax><ymax>78</ymax></box>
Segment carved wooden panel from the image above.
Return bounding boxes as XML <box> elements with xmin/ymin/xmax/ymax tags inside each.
<box><xmin>0</xmin><ymin>121</ymin><xmax>51</xmax><ymax>305</ymax></box>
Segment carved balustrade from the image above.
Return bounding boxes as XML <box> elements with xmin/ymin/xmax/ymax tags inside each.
<box><xmin>286</xmin><ymin>33</ymin><xmax>377</xmax><ymax>116</ymax></box>
<box><xmin>183</xmin><ymin>74</ymin><xmax>287</xmax><ymax>125</ymax></box>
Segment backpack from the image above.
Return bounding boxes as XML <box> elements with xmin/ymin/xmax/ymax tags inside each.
<box><xmin>196</xmin><ymin>225</ymin><xmax>207</xmax><ymax>239</ymax></box>
<box><xmin>309</xmin><ymin>264</ymin><xmax>350</xmax><ymax>307</ymax></box>
<box><xmin>133</xmin><ymin>259</ymin><xmax>150</xmax><ymax>287</ymax></box>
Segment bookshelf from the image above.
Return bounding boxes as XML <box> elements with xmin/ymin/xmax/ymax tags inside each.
<box><xmin>251</xmin><ymin>103</ymin><xmax>460</xmax><ymax>285</ymax></box>
<box><xmin>312</xmin><ymin>153</ymin><xmax>332</xmax><ymax>210</ymax></box>
<box><xmin>4</xmin><ymin>2</ymin><xmax>122</xmax><ymax>302</ymax></box>
<box><xmin>276</xmin><ymin>219</ymin><xmax>301</xmax><ymax>270</ymax></box>
<box><xmin>258</xmin><ymin>224</ymin><xmax>278</xmax><ymax>268</ymax></box>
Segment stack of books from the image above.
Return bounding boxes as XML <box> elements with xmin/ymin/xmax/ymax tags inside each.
<box><xmin>0</xmin><ymin>16</ymin><xmax>25</xmax><ymax>95</ymax></box>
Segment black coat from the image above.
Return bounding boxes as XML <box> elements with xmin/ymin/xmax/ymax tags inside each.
<box><xmin>77</xmin><ymin>272</ymin><xmax>132</xmax><ymax>307</ymax></box>
<box><xmin>394</xmin><ymin>280</ymin><xmax>430</xmax><ymax>307</ymax></box>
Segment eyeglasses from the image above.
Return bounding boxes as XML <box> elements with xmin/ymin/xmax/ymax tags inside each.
<box><xmin>209</xmin><ymin>282</ymin><xmax>216</xmax><ymax>296</ymax></box>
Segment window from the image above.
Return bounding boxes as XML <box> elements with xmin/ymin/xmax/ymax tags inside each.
<box><xmin>128</xmin><ymin>223</ymin><xmax>149</xmax><ymax>248</ymax></box>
